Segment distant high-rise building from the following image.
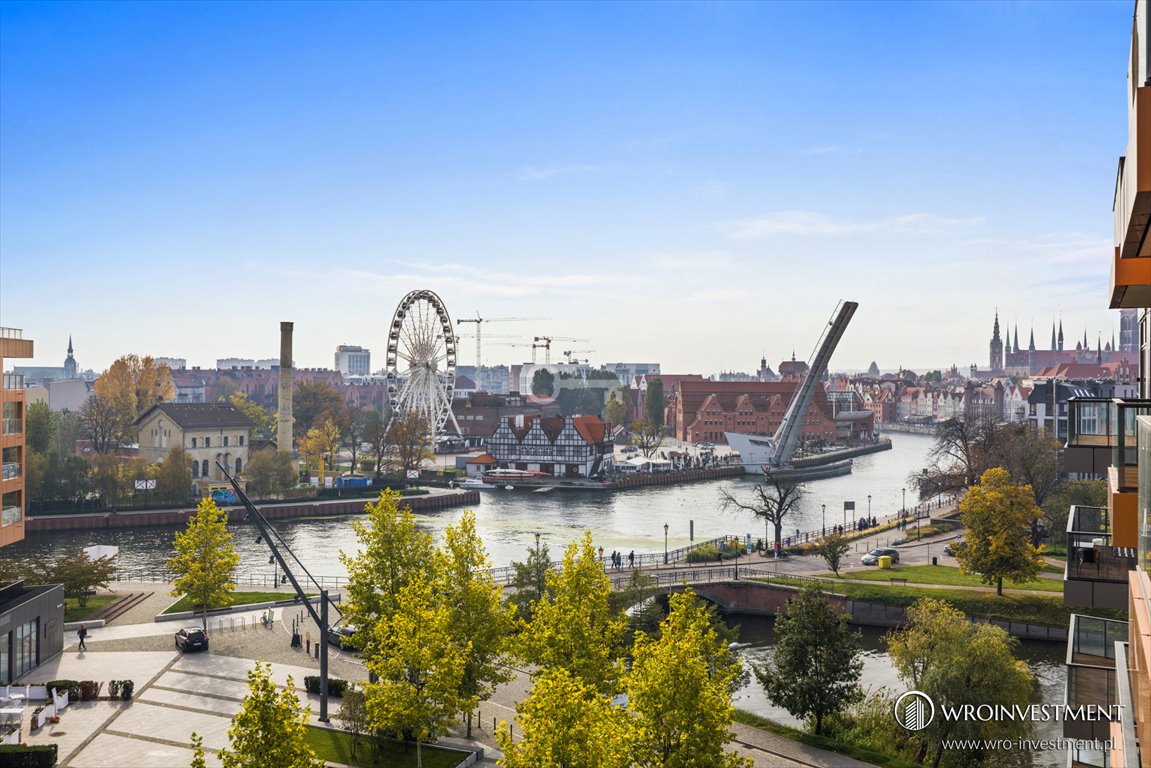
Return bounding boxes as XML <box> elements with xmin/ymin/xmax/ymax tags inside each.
<box><xmin>335</xmin><ymin>345</ymin><xmax>371</xmax><ymax>376</ymax></box>
<box><xmin>155</xmin><ymin>356</ymin><xmax>187</xmax><ymax>371</ymax></box>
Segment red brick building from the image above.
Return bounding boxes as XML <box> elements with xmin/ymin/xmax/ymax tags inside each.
<box><xmin>669</xmin><ymin>380</ymin><xmax>837</xmax><ymax>444</ymax></box>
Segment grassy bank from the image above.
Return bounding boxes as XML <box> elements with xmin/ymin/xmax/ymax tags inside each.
<box><xmin>825</xmin><ymin>564</ymin><xmax>1062</xmax><ymax>592</ymax></box>
<box><xmin>732</xmin><ymin>710</ymin><xmax>921</xmax><ymax>768</ymax></box>
<box><xmin>162</xmin><ymin>590</ymin><xmax>316</xmax><ymax>615</ymax></box>
<box><xmin>303</xmin><ymin>726</ymin><xmax>463</xmax><ymax>768</ymax></box>
<box><xmin>755</xmin><ymin>575</ymin><xmax>1124</xmax><ymax>627</ymax></box>
<box><xmin>64</xmin><ymin>595</ymin><xmax>117</xmax><ymax>622</ymax></box>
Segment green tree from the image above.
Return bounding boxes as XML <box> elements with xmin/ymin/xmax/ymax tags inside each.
<box><xmin>340</xmin><ymin>489</ymin><xmax>436</xmax><ymax>656</ymax></box>
<box><xmin>40</xmin><ymin>552</ymin><xmax>117</xmax><ymax>608</ymax></box>
<box><xmin>25</xmin><ymin>401</ymin><xmax>55</xmax><ymax>455</ymax></box>
<box><xmin>292</xmin><ymin>379</ymin><xmax>345</xmax><ymax>437</ymax></box>
<box><xmin>646</xmin><ymin>377</ymin><xmax>665</xmax><ymax>429</ymax></box>
<box><xmin>80</xmin><ymin>394</ymin><xmax>131</xmax><ymax>454</ymax></box>
<box><xmin>755</xmin><ymin>584</ymin><xmax>862</xmax><ymax>735</ymax></box>
<box><xmin>342</xmin><ymin>404</ymin><xmax>369</xmax><ymax>475</ymax></box>
<box><xmin>155</xmin><ymin>445</ymin><xmax>192</xmax><ymax>502</ymax></box>
<box><xmin>954</xmin><ymin>467</ymin><xmax>1045</xmax><ymax>595</ymax></box>
<box><xmin>519</xmin><ymin>531</ymin><xmax>627</xmax><ymax>694</ymax></box>
<box><xmin>498</xmin><ymin>668</ymin><xmax>633</xmax><ymax>768</ymax></box>
<box><xmin>627</xmin><ymin>590</ymin><xmax>752</xmax><ymax>768</ymax></box>
<box><xmin>920</xmin><ymin>416</ymin><xmax>1002</xmax><ymax>496</ymax></box>
<box><xmin>228</xmin><ymin>392</ymin><xmax>276</xmax><ymax>440</ymax></box>
<box><xmin>190</xmin><ymin>732</ymin><xmax>208</xmax><ymax>768</ymax></box>
<box><xmin>887</xmin><ymin>598</ymin><xmax>1035</xmax><ymax>768</ymax></box>
<box><xmin>719</xmin><ymin>472</ymin><xmax>805</xmax><ymax>555</ymax></box>
<box><xmin>217</xmin><ymin>660</ymin><xmax>324</xmax><ymax>768</ymax></box>
<box><xmin>815</xmin><ymin>532</ymin><xmax>851</xmax><ymax>576</ymax></box>
<box><xmin>364</xmin><ymin>574</ymin><xmax>466</xmax><ymax>768</ymax></box>
<box><xmin>531</xmin><ymin>368</ymin><xmax>555</xmax><ymax>398</ymax></box>
<box><xmin>507</xmin><ymin>540</ymin><xmax>553</xmax><ymax>623</ymax></box>
<box><xmin>94</xmin><ymin>354</ymin><xmax>175</xmax><ymax>421</ymax></box>
<box><xmin>1042</xmin><ymin>478</ymin><xmax>1107</xmax><ymax>546</ymax></box>
<box><xmin>245</xmin><ymin>450</ymin><xmax>297</xmax><ymax>497</ymax></box>
<box><xmin>436</xmin><ymin>511</ymin><xmax>516</xmax><ymax>737</ymax></box>
<box><xmin>335</xmin><ymin>688</ymin><xmax>369</xmax><ymax>760</ymax></box>
<box><xmin>167</xmin><ymin>498</ymin><xmax>241</xmax><ymax>628</ymax></box>
<box><xmin>605</xmin><ymin>388</ymin><xmax>629</xmax><ymax>429</ymax></box>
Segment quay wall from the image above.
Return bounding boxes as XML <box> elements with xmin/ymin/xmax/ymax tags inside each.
<box><xmin>24</xmin><ymin>491</ymin><xmax>481</xmax><ymax>533</ymax></box>
<box><xmin>608</xmin><ymin>466</ymin><xmax>742</xmax><ymax>490</ymax></box>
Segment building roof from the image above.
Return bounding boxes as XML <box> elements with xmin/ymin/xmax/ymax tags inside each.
<box><xmin>466</xmin><ymin>453</ymin><xmax>497</xmax><ymax>465</ymax></box>
<box><xmin>135</xmin><ymin>402</ymin><xmax>255</xmax><ymax>430</ymax></box>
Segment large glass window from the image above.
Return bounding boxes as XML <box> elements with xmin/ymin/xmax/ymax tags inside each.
<box><xmin>14</xmin><ymin>619</ymin><xmax>38</xmax><ymax>678</ymax></box>
<box><xmin>0</xmin><ymin>631</ymin><xmax>9</xmax><ymax>684</ymax></box>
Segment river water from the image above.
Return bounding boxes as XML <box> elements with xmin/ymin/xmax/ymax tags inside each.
<box><xmin>9</xmin><ymin>431</ymin><xmax>1072</xmax><ymax>764</ymax></box>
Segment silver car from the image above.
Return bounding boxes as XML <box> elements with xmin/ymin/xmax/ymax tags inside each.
<box><xmin>861</xmin><ymin>548</ymin><xmax>900</xmax><ymax>566</ymax></box>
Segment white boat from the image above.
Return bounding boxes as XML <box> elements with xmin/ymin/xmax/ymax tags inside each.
<box><xmin>456</xmin><ymin>477</ymin><xmax>495</xmax><ymax>490</ymax></box>
<box><xmin>725</xmin><ymin>432</ymin><xmax>853</xmax><ymax>480</ymax></box>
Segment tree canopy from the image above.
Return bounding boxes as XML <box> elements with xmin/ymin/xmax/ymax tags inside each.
<box><xmin>954</xmin><ymin>467</ymin><xmax>1045</xmax><ymax>595</ymax></box>
<box><xmin>216</xmin><ymin>660</ymin><xmax>324</xmax><ymax>768</ymax></box>
<box><xmin>719</xmin><ymin>472</ymin><xmax>805</xmax><ymax>551</ymax></box>
<box><xmin>167</xmin><ymin>498</ymin><xmax>241</xmax><ymax>628</ymax></box>
<box><xmin>755</xmin><ymin>583</ymin><xmax>862</xmax><ymax>735</ymax></box>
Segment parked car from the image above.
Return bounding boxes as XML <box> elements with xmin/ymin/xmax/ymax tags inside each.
<box><xmin>621</xmin><ymin>446</ymin><xmax>639</xmax><ymax>455</ymax></box>
<box><xmin>175</xmin><ymin>627</ymin><xmax>209</xmax><ymax>652</ymax></box>
<box><xmin>861</xmin><ymin>548</ymin><xmax>900</xmax><ymax>566</ymax></box>
<box><xmin>328</xmin><ymin>624</ymin><xmax>359</xmax><ymax>650</ymax></box>
<box><xmin>944</xmin><ymin>535</ymin><xmax>965</xmax><ymax>556</ymax></box>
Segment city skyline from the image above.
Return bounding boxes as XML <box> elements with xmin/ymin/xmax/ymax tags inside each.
<box><xmin>0</xmin><ymin>1</ymin><xmax>1133</xmax><ymax>374</ymax></box>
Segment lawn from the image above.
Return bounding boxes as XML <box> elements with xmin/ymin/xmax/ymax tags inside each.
<box><xmin>732</xmin><ymin>710</ymin><xmax>922</xmax><ymax>768</ymax></box>
<box><xmin>64</xmin><ymin>595</ymin><xmax>117</xmax><ymax>622</ymax></box>
<box><xmin>162</xmin><ymin>590</ymin><xmax>316</xmax><ymax>615</ymax></box>
<box><xmin>825</xmin><ymin>564</ymin><xmax>1063</xmax><ymax>593</ymax></box>
<box><xmin>304</xmin><ymin>726</ymin><xmax>465</xmax><ymax>768</ymax></box>
<box><xmin>755</xmin><ymin>575</ymin><xmax>1125</xmax><ymax>627</ymax></box>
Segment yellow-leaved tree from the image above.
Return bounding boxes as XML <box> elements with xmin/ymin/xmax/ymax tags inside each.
<box><xmin>167</xmin><ymin>498</ymin><xmax>240</xmax><ymax>629</ymax></box>
<box><xmin>955</xmin><ymin>467</ymin><xmax>1045</xmax><ymax>595</ymax></box>
<box><xmin>214</xmin><ymin>660</ymin><xmax>324</xmax><ymax>768</ymax></box>
<box><xmin>363</xmin><ymin>574</ymin><xmax>466</xmax><ymax>768</ymax></box>
<box><xmin>436</xmin><ymin>510</ymin><xmax>515</xmax><ymax>738</ymax></box>
<box><xmin>627</xmin><ymin>589</ymin><xmax>753</xmax><ymax>767</ymax></box>
<box><xmin>498</xmin><ymin>668</ymin><xmax>633</xmax><ymax>768</ymax></box>
<box><xmin>518</xmin><ymin>530</ymin><xmax>627</xmax><ymax>694</ymax></box>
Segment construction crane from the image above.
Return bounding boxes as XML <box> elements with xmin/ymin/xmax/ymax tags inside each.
<box><xmin>562</xmin><ymin>349</ymin><xmax>595</xmax><ymax>363</ymax></box>
<box><xmin>456</xmin><ymin>314</ymin><xmax>549</xmax><ymax>368</ymax></box>
<box><xmin>532</xmin><ymin>336</ymin><xmax>589</xmax><ymax>364</ymax></box>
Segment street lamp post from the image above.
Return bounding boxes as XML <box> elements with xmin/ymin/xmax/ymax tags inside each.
<box><xmin>598</xmin><ymin>546</ymin><xmax>604</xmax><ymax>567</ymax></box>
<box><xmin>821</xmin><ymin>503</ymin><xmax>826</xmax><ymax>537</ymax></box>
<box><xmin>902</xmin><ymin>487</ymin><xmax>906</xmax><ymax>537</ymax></box>
<box><xmin>664</xmin><ymin>523</ymin><xmax>669</xmax><ymax>565</ymax></box>
<box><xmin>867</xmin><ymin>494</ymin><xmax>871</xmax><ymax>529</ymax></box>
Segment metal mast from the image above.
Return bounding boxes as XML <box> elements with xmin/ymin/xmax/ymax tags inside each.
<box><xmin>768</xmin><ymin>300</ymin><xmax>858</xmax><ymax>468</ymax></box>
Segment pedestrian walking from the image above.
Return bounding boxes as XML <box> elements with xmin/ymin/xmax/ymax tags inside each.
<box><xmin>77</xmin><ymin>625</ymin><xmax>88</xmax><ymax>651</ymax></box>
<box><xmin>628</xmin><ymin>550</ymin><xmax>634</xmax><ymax>568</ymax></box>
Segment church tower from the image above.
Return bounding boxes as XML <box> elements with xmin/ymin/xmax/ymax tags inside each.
<box><xmin>63</xmin><ymin>336</ymin><xmax>77</xmax><ymax>380</ymax></box>
<box><xmin>1058</xmin><ymin>319</ymin><xmax>1064</xmax><ymax>351</ymax></box>
<box><xmin>1120</xmin><ymin>308</ymin><xmax>1137</xmax><ymax>353</ymax></box>
<box><xmin>989</xmin><ymin>311</ymin><xmax>1004</xmax><ymax>372</ymax></box>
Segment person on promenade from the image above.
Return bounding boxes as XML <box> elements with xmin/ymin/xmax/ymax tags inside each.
<box><xmin>77</xmin><ymin>626</ymin><xmax>88</xmax><ymax>651</ymax></box>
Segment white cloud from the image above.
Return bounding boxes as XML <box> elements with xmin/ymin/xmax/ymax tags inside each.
<box><xmin>720</xmin><ymin>210</ymin><xmax>983</xmax><ymax>239</ymax></box>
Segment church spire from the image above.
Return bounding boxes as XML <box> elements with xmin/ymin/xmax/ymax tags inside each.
<box><xmin>1029</xmin><ymin>326</ymin><xmax>1036</xmax><ymax>351</ymax></box>
<box><xmin>1051</xmin><ymin>322</ymin><xmax>1057</xmax><ymax>351</ymax></box>
<box><xmin>1058</xmin><ymin>319</ymin><xmax>1064</xmax><ymax>351</ymax></box>
<box><xmin>67</xmin><ymin>335</ymin><xmax>73</xmax><ymax>355</ymax></box>
<box><xmin>1013</xmin><ymin>325</ymin><xmax>1019</xmax><ymax>354</ymax></box>
<box><xmin>992</xmin><ymin>310</ymin><xmax>1001</xmax><ymax>342</ymax></box>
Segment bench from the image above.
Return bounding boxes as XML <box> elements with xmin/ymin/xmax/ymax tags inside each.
<box><xmin>890</xmin><ymin>577</ymin><xmax>908</xmax><ymax>586</ymax></box>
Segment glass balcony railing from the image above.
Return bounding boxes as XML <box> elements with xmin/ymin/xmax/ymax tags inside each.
<box><xmin>1067</xmin><ymin>397</ymin><xmax>1114</xmax><ymax>448</ymax></box>
<box><xmin>0</xmin><ymin>328</ymin><xmax>23</xmax><ymax>340</ymax></box>
<box><xmin>0</xmin><ymin>506</ymin><xmax>20</xmax><ymax>526</ymax></box>
<box><xmin>1</xmin><ymin>418</ymin><xmax>20</xmax><ymax>435</ymax></box>
<box><xmin>1115</xmin><ymin>399</ymin><xmax>1151</xmax><ymax>491</ymax></box>
<box><xmin>2</xmin><ymin>373</ymin><xmax>23</xmax><ymax>390</ymax></box>
<box><xmin>1066</xmin><ymin>505</ymin><xmax>1137</xmax><ymax>581</ymax></box>
<box><xmin>1</xmin><ymin>463</ymin><xmax>21</xmax><ymax>481</ymax></box>
<box><xmin>1065</xmin><ymin>615</ymin><xmax>1126</xmax><ymax>743</ymax></box>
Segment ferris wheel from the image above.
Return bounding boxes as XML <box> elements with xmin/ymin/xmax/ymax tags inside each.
<box><xmin>385</xmin><ymin>290</ymin><xmax>462</xmax><ymax>436</ymax></box>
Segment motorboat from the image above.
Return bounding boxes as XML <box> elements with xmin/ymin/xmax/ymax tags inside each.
<box><xmin>456</xmin><ymin>477</ymin><xmax>495</xmax><ymax>490</ymax></box>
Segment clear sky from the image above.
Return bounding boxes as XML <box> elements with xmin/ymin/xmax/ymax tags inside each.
<box><xmin>0</xmin><ymin>0</ymin><xmax>1133</xmax><ymax>376</ymax></box>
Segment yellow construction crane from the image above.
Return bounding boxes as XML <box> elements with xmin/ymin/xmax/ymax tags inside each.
<box><xmin>532</xmin><ymin>336</ymin><xmax>589</xmax><ymax>364</ymax></box>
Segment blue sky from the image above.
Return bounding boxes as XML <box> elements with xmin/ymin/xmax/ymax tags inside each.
<box><xmin>0</xmin><ymin>0</ymin><xmax>1133</xmax><ymax>375</ymax></box>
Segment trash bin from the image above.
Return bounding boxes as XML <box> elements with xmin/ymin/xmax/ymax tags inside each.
<box><xmin>931</xmin><ymin>556</ymin><xmax>938</xmax><ymax>566</ymax></box>
<box><xmin>878</xmin><ymin>555</ymin><xmax>892</xmax><ymax>570</ymax></box>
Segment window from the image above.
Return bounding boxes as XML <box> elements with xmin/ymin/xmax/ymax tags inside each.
<box><xmin>236</xmin><ymin>458</ymin><xmax>242</xmax><ymax>473</ymax></box>
<box><xmin>14</xmin><ymin>619</ymin><xmax>38</xmax><ymax>679</ymax></box>
<box><xmin>191</xmin><ymin>438</ymin><xmax>197</xmax><ymax>448</ymax></box>
<box><xmin>239</xmin><ymin>435</ymin><xmax>244</xmax><ymax>446</ymax></box>
<box><xmin>202</xmin><ymin>459</ymin><xmax>209</xmax><ymax>477</ymax></box>
<box><xmin>223</xmin><ymin>436</ymin><xmax>229</xmax><ymax>447</ymax></box>
<box><xmin>205</xmin><ymin>437</ymin><xmax>211</xmax><ymax>448</ymax></box>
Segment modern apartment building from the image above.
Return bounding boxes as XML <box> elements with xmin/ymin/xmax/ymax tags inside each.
<box><xmin>334</xmin><ymin>344</ymin><xmax>371</xmax><ymax>377</ymax></box>
<box><xmin>0</xmin><ymin>328</ymin><xmax>65</xmax><ymax>684</ymax></box>
<box><xmin>1063</xmin><ymin>4</ymin><xmax>1151</xmax><ymax>766</ymax></box>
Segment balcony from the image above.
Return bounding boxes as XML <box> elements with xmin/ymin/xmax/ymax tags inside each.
<box><xmin>0</xmin><ymin>506</ymin><xmax>19</xmax><ymax>526</ymax></box>
<box><xmin>2</xmin><ymin>374</ymin><xmax>23</xmax><ymax>391</ymax></box>
<box><xmin>1064</xmin><ymin>505</ymin><xmax>1137</xmax><ymax>609</ymax></box>
<box><xmin>1</xmin><ymin>418</ymin><xmax>19</xmax><ymax>435</ymax></box>
<box><xmin>1</xmin><ymin>463</ymin><xmax>21</xmax><ymax>481</ymax></box>
<box><xmin>1109</xmin><ymin>247</ymin><xmax>1151</xmax><ymax>309</ymax></box>
<box><xmin>1065</xmin><ymin>614</ymin><xmax>1126</xmax><ymax>741</ymax></box>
